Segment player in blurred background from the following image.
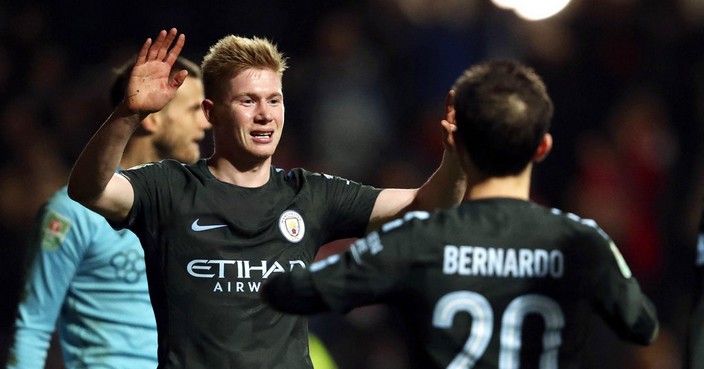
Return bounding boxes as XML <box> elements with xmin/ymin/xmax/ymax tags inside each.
<box><xmin>7</xmin><ymin>56</ymin><xmax>210</xmax><ymax>369</ymax></box>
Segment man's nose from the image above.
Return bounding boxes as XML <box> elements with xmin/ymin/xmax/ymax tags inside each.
<box><xmin>254</xmin><ymin>104</ymin><xmax>273</xmax><ymax>123</ymax></box>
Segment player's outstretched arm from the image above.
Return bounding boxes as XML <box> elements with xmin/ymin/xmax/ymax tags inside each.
<box><xmin>68</xmin><ymin>28</ymin><xmax>187</xmax><ymax>221</ymax></box>
<box><xmin>261</xmin><ymin>270</ymin><xmax>330</xmax><ymax>315</ymax></box>
<box><xmin>367</xmin><ymin>90</ymin><xmax>466</xmax><ymax>232</ymax></box>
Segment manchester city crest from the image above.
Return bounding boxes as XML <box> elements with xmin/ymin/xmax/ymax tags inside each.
<box><xmin>278</xmin><ymin>210</ymin><xmax>305</xmax><ymax>243</ymax></box>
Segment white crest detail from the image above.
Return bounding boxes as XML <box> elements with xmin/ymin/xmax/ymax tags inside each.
<box><xmin>278</xmin><ymin>210</ymin><xmax>305</xmax><ymax>243</ymax></box>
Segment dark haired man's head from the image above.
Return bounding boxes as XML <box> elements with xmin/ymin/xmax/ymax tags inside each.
<box><xmin>452</xmin><ymin>59</ymin><xmax>553</xmax><ymax>176</ymax></box>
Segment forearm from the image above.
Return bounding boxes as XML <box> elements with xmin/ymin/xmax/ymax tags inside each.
<box><xmin>367</xmin><ymin>150</ymin><xmax>466</xmax><ymax>232</ymax></box>
<box><xmin>261</xmin><ymin>273</ymin><xmax>330</xmax><ymax>315</ymax></box>
<box><xmin>413</xmin><ymin>149</ymin><xmax>466</xmax><ymax>211</ymax></box>
<box><xmin>67</xmin><ymin>103</ymin><xmax>143</xmax><ymax>206</ymax></box>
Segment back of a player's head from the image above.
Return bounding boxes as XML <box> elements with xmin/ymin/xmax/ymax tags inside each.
<box><xmin>452</xmin><ymin>59</ymin><xmax>553</xmax><ymax>176</ymax></box>
<box><xmin>200</xmin><ymin>35</ymin><xmax>288</xmax><ymax>101</ymax></box>
<box><xmin>109</xmin><ymin>56</ymin><xmax>202</xmax><ymax>108</ymax></box>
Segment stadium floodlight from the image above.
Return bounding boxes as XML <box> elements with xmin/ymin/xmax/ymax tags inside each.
<box><xmin>492</xmin><ymin>0</ymin><xmax>571</xmax><ymax>21</ymax></box>
<box><xmin>491</xmin><ymin>0</ymin><xmax>520</xmax><ymax>10</ymax></box>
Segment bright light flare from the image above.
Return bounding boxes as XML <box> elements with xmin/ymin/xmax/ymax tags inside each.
<box><xmin>491</xmin><ymin>0</ymin><xmax>571</xmax><ymax>21</ymax></box>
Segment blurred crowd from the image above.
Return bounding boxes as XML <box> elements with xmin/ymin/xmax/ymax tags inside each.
<box><xmin>1</xmin><ymin>0</ymin><xmax>703</xmax><ymax>368</ymax></box>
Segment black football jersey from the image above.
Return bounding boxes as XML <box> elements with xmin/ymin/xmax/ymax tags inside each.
<box><xmin>267</xmin><ymin>198</ymin><xmax>658</xmax><ymax>369</ymax></box>
<box><xmin>115</xmin><ymin>159</ymin><xmax>381</xmax><ymax>369</ymax></box>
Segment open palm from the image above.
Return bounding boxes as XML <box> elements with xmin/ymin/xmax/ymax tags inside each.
<box><xmin>124</xmin><ymin>28</ymin><xmax>188</xmax><ymax>114</ymax></box>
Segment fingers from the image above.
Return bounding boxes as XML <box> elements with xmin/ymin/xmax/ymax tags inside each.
<box><xmin>171</xmin><ymin>69</ymin><xmax>189</xmax><ymax>88</ymax></box>
<box><xmin>140</xmin><ymin>28</ymin><xmax>183</xmax><ymax>64</ymax></box>
<box><xmin>441</xmin><ymin>90</ymin><xmax>458</xmax><ymax>151</ymax></box>
<box><xmin>147</xmin><ymin>30</ymin><xmax>167</xmax><ymax>61</ymax></box>
<box><xmin>164</xmin><ymin>34</ymin><xmax>185</xmax><ymax>67</ymax></box>
<box><xmin>440</xmin><ymin>120</ymin><xmax>456</xmax><ymax>150</ymax></box>
<box><xmin>444</xmin><ymin>90</ymin><xmax>456</xmax><ymax>124</ymax></box>
<box><xmin>136</xmin><ymin>38</ymin><xmax>153</xmax><ymax>65</ymax></box>
<box><xmin>444</xmin><ymin>90</ymin><xmax>455</xmax><ymax>113</ymax></box>
<box><xmin>156</xmin><ymin>28</ymin><xmax>177</xmax><ymax>61</ymax></box>
<box><xmin>441</xmin><ymin>120</ymin><xmax>457</xmax><ymax>133</ymax></box>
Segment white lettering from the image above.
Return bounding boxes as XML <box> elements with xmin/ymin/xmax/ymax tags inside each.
<box><xmin>472</xmin><ymin>247</ymin><xmax>487</xmax><ymax>276</ymax></box>
<box><xmin>519</xmin><ymin>249</ymin><xmax>533</xmax><ymax>277</ymax></box>
<box><xmin>188</xmin><ymin>259</ymin><xmax>215</xmax><ymax>278</ymax></box>
<box><xmin>442</xmin><ymin>246</ymin><xmax>564</xmax><ymax>279</ymax></box>
<box><xmin>187</xmin><ymin>259</ymin><xmax>306</xmax><ymax>279</ymax></box>
<box><xmin>459</xmin><ymin>246</ymin><xmax>472</xmax><ymax>275</ymax></box>
<box><xmin>243</xmin><ymin>261</ymin><xmax>267</xmax><ymax>279</ymax></box>
<box><xmin>488</xmin><ymin>248</ymin><xmax>504</xmax><ymax>276</ymax></box>
<box><xmin>504</xmin><ymin>249</ymin><xmax>517</xmax><ymax>277</ymax></box>
<box><xmin>550</xmin><ymin>250</ymin><xmax>564</xmax><ymax>277</ymax></box>
<box><xmin>367</xmin><ymin>232</ymin><xmax>383</xmax><ymax>255</ymax></box>
<box><xmin>534</xmin><ymin>249</ymin><xmax>549</xmax><ymax>277</ymax></box>
<box><xmin>236</xmin><ymin>260</ymin><xmax>244</xmax><ymax>278</ymax></box>
<box><xmin>289</xmin><ymin>260</ymin><xmax>306</xmax><ymax>270</ymax></box>
<box><xmin>443</xmin><ymin>245</ymin><xmax>459</xmax><ymax>274</ymax></box>
<box><xmin>263</xmin><ymin>262</ymin><xmax>285</xmax><ymax>278</ymax></box>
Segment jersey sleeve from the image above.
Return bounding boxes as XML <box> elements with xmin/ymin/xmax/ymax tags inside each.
<box><xmin>313</xmin><ymin>172</ymin><xmax>381</xmax><ymax>242</ymax></box>
<box><xmin>8</xmin><ymin>191</ymin><xmax>96</xmax><ymax>368</ymax></box>
<box><xmin>263</xmin><ymin>214</ymin><xmax>422</xmax><ymax>315</ymax></box>
<box><xmin>113</xmin><ymin>161</ymin><xmax>182</xmax><ymax>234</ymax></box>
<box><xmin>587</xmin><ymin>231</ymin><xmax>659</xmax><ymax>345</ymax></box>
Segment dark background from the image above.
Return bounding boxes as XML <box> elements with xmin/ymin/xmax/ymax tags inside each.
<box><xmin>1</xmin><ymin>0</ymin><xmax>702</xmax><ymax>367</ymax></box>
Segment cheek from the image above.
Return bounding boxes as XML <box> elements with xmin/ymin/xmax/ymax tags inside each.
<box><xmin>275</xmin><ymin>107</ymin><xmax>285</xmax><ymax>124</ymax></box>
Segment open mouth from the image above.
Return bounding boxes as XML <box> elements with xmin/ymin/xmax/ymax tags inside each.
<box><xmin>251</xmin><ymin>131</ymin><xmax>273</xmax><ymax>139</ymax></box>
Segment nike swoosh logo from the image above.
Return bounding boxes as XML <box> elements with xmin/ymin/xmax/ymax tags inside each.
<box><xmin>191</xmin><ymin>219</ymin><xmax>228</xmax><ymax>232</ymax></box>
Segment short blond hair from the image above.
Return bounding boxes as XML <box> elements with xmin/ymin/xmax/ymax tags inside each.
<box><xmin>201</xmin><ymin>35</ymin><xmax>288</xmax><ymax>100</ymax></box>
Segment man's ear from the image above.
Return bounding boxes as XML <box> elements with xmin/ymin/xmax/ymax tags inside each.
<box><xmin>533</xmin><ymin>133</ymin><xmax>553</xmax><ymax>163</ymax></box>
<box><xmin>202</xmin><ymin>99</ymin><xmax>215</xmax><ymax>124</ymax></box>
<box><xmin>141</xmin><ymin>113</ymin><xmax>160</xmax><ymax>134</ymax></box>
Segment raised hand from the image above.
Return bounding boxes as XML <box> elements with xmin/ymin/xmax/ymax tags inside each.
<box><xmin>124</xmin><ymin>28</ymin><xmax>187</xmax><ymax>114</ymax></box>
<box><xmin>440</xmin><ymin>89</ymin><xmax>457</xmax><ymax>152</ymax></box>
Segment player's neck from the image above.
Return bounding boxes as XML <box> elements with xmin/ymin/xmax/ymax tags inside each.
<box><xmin>464</xmin><ymin>168</ymin><xmax>532</xmax><ymax>201</ymax></box>
<box><xmin>206</xmin><ymin>154</ymin><xmax>271</xmax><ymax>188</ymax></box>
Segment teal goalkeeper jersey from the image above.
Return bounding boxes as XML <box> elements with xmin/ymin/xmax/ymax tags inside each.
<box><xmin>8</xmin><ymin>186</ymin><xmax>158</xmax><ymax>369</ymax></box>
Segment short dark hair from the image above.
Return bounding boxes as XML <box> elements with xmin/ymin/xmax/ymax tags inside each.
<box><xmin>452</xmin><ymin>59</ymin><xmax>553</xmax><ymax>176</ymax></box>
<box><xmin>109</xmin><ymin>56</ymin><xmax>202</xmax><ymax>108</ymax></box>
